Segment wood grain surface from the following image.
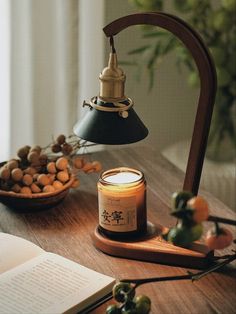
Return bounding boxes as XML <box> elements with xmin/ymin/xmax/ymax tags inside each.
<box><xmin>0</xmin><ymin>145</ymin><xmax>235</xmax><ymax>314</ymax></box>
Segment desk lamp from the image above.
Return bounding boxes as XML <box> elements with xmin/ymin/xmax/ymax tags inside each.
<box><xmin>73</xmin><ymin>13</ymin><xmax>217</xmax><ymax>268</ymax></box>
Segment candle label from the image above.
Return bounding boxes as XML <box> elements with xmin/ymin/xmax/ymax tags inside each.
<box><xmin>98</xmin><ymin>193</ymin><xmax>137</xmax><ymax>232</ymax></box>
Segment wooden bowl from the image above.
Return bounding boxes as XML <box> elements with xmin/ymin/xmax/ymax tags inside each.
<box><xmin>0</xmin><ymin>161</ymin><xmax>75</xmax><ymax>211</ymax></box>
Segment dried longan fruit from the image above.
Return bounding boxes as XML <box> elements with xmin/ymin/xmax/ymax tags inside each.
<box><xmin>31</xmin><ymin>163</ymin><xmax>42</xmax><ymax>171</ymax></box>
<box><xmin>52</xmin><ymin>180</ymin><xmax>64</xmax><ymax>190</ymax></box>
<box><xmin>56</xmin><ymin>134</ymin><xmax>66</xmax><ymax>145</ymax></box>
<box><xmin>43</xmin><ymin>185</ymin><xmax>55</xmax><ymax>193</ymax></box>
<box><xmin>47</xmin><ymin>174</ymin><xmax>55</xmax><ymax>184</ymax></box>
<box><xmin>12</xmin><ymin>183</ymin><xmax>21</xmax><ymax>193</ymax></box>
<box><xmin>24</xmin><ymin>167</ymin><xmax>37</xmax><ymax>176</ymax></box>
<box><xmin>33</xmin><ymin>173</ymin><xmax>40</xmax><ymax>181</ymax></box>
<box><xmin>61</xmin><ymin>143</ymin><xmax>73</xmax><ymax>155</ymax></box>
<box><xmin>82</xmin><ymin>162</ymin><xmax>94</xmax><ymax>173</ymax></box>
<box><xmin>73</xmin><ymin>157</ymin><xmax>84</xmax><ymax>169</ymax></box>
<box><xmin>37</xmin><ymin>174</ymin><xmax>50</xmax><ymax>186</ymax></box>
<box><xmin>17</xmin><ymin>145</ymin><xmax>30</xmax><ymax>159</ymax></box>
<box><xmin>0</xmin><ymin>167</ymin><xmax>10</xmax><ymax>180</ymax></box>
<box><xmin>11</xmin><ymin>168</ymin><xmax>23</xmax><ymax>182</ymax></box>
<box><xmin>47</xmin><ymin>162</ymin><xmax>57</xmax><ymax>174</ymax></box>
<box><xmin>22</xmin><ymin>174</ymin><xmax>33</xmax><ymax>186</ymax></box>
<box><xmin>56</xmin><ymin>157</ymin><xmax>68</xmax><ymax>170</ymax></box>
<box><xmin>27</xmin><ymin>151</ymin><xmax>39</xmax><ymax>163</ymax></box>
<box><xmin>51</xmin><ymin>143</ymin><xmax>61</xmax><ymax>153</ymax></box>
<box><xmin>6</xmin><ymin>159</ymin><xmax>19</xmax><ymax>170</ymax></box>
<box><xmin>39</xmin><ymin>154</ymin><xmax>48</xmax><ymax>166</ymax></box>
<box><xmin>92</xmin><ymin>161</ymin><xmax>102</xmax><ymax>172</ymax></box>
<box><xmin>30</xmin><ymin>145</ymin><xmax>42</xmax><ymax>154</ymax></box>
<box><xmin>71</xmin><ymin>178</ymin><xmax>80</xmax><ymax>188</ymax></box>
<box><xmin>57</xmin><ymin>170</ymin><xmax>69</xmax><ymax>183</ymax></box>
<box><xmin>30</xmin><ymin>183</ymin><xmax>41</xmax><ymax>193</ymax></box>
<box><xmin>20</xmin><ymin>186</ymin><xmax>32</xmax><ymax>194</ymax></box>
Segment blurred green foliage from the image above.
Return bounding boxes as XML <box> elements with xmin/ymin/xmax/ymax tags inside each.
<box><xmin>128</xmin><ymin>0</ymin><xmax>236</xmax><ymax>161</ymax></box>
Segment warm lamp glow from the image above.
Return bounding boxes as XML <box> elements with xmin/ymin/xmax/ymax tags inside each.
<box><xmin>75</xmin><ymin>12</ymin><xmax>218</xmax><ymax>267</ymax></box>
<box><xmin>97</xmin><ymin>167</ymin><xmax>147</xmax><ymax>237</ymax></box>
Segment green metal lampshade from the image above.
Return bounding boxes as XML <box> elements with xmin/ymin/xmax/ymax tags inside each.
<box><xmin>73</xmin><ymin>51</ymin><xmax>148</xmax><ymax>145</ymax></box>
<box><xmin>73</xmin><ymin>98</ymin><xmax>148</xmax><ymax>145</ymax></box>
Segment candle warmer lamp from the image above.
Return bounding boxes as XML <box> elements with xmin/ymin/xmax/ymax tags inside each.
<box><xmin>73</xmin><ymin>13</ymin><xmax>217</xmax><ymax>268</ymax></box>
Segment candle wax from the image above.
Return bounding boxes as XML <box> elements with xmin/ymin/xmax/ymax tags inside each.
<box><xmin>104</xmin><ymin>172</ymin><xmax>141</xmax><ymax>184</ymax></box>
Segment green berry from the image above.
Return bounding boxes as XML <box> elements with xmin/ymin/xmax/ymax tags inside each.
<box><xmin>171</xmin><ymin>191</ymin><xmax>194</xmax><ymax>211</ymax></box>
<box><xmin>121</xmin><ymin>301</ymin><xmax>137</xmax><ymax>314</ymax></box>
<box><xmin>113</xmin><ymin>282</ymin><xmax>135</xmax><ymax>303</ymax></box>
<box><xmin>106</xmin><ymin>304</ymin><xmax>121</xmax><ymax>314</ymax></box>
<box><xmin>168</xmin><ymin>221</ymin><xmax>203</xmax><ymax>246</ymax></box>
<box><xmin>134</xmin><ymin>295</ymin><xmax>151</xmax><ymax>314</ymax></box>
<box><xmin>190</xmin><ymin>223</ymin><xmax>203</xmax><ymax>241</ymax></box>
<box><xmin>168</xmin><ymin>225</ymin><xmax>193</xmax><ymax>247</ymax></box>
<box><xmin>121</xmin><ymin>309</ymin><xmax>137</xmax><ymax>314</ymax></box>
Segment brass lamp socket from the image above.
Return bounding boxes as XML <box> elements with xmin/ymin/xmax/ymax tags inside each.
<box><xmin>99</xmin><ymin>52</ymin><xmax>126</xmax><ymax>101</ymax></box>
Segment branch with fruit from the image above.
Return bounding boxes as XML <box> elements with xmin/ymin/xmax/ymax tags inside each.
<box><xmin>0</xmin><ymin>134</ymin><xmax>102</xmax><ymax>195</ymax></box>
<box><xmin>106</xmin><ymin>251</ymin><xmax>236</xmax><ymax>314</ymax></box>
<box><xmin>105</xmin><ymin>191</ymin><xmax>236</xmax><ymax>314</ymax></box>
<box><xmin>166</xmin><ymin>191</ymin><xmax>235</xmax><ymax>249</ymax></box>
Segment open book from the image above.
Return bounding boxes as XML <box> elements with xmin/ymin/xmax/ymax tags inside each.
<box><xmin>0</xmin><ymin>232</ymin><xmax>116</xmax><ymax>314</ymax></box>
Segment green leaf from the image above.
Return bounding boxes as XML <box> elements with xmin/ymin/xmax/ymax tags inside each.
<box><xmin>159</xmin><ymin>37</ymin><xmax>176</xmax><ymax>55</ymax></box>
<box><xmin>147</xmin><ymin>43</ymin><xmax>160</xmax><ymax>69</ymax></box>
<box><xmin>134</xmin><ymin>63</ymin><xmax>143</xmax><ymax>83</ymax></box>
<box><xmin>148</xmin><ymin>67</ymin><xmax>155</xmax><ymax>91</ymax></box>
<box><xmin>128</xmin><ymin>45</ymin><xmax>150</xmax><ymax>55</ymax></box>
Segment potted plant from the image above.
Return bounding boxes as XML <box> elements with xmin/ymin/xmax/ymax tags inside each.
<box><xmin>128</xmin><ymin>0</ymin><xmax>236</xmax><ymax>162</ymax></box>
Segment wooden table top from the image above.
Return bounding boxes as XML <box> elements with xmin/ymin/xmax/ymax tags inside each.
<box><xmin>0</xmin><ymin>145</ymin><xmax>235</xmax><ymax>314</ymax></box>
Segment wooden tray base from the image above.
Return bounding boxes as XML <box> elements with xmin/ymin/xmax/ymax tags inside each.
<box><xmin>92</xmin><ymin>222</ymin><xmax>214</xmax><ymax>269</ymax></box>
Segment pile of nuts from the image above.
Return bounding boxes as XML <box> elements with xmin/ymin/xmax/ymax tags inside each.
<box><xmin>0</xmin><ymin>134</ymin><xmax>102</xmax><ymax>195</ymax></box>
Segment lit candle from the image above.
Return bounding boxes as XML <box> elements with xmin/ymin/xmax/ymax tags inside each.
<box><xmin>97</xmin><ymin>167</ymin><xmax>147</xmax><ymax>238</ymax></box>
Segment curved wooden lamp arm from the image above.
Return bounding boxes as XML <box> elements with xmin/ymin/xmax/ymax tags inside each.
<box><xmin>103</xmin><ymin>12</ymin><xmax>217</xmax><ymax>195</ymax></box>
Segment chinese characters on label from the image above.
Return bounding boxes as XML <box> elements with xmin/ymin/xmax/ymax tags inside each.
<box><xmin>98</xmin><ymin>194</ymin><xmax>137</xmax><ymax>232</ymax></box>
<box><xmin>101</xmin><ymin>210</ymin><xmax>124</xmax><ymax>224</ymax></box>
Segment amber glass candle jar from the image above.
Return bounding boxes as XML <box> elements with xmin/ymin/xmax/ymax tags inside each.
<box><xmin>97</xmin><ymin>167</ymin><xmax>147</xmax><ymax>239</ymax></box>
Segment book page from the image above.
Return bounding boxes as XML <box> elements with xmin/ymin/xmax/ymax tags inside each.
<box><xmin>0</xmin><ymin>233</ymin><xmax>44</xmax><ymax>274</ymax></box>
<box><xmin>0</xmin><ymin>252</ymin><xmax>115</xmax><ymax>314</ymax></box>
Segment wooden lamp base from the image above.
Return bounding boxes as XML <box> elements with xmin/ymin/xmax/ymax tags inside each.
<box><xmin>92</xmin><ymin>222</ymin><xmax>214</xmax><ymax>269</ymax></box>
